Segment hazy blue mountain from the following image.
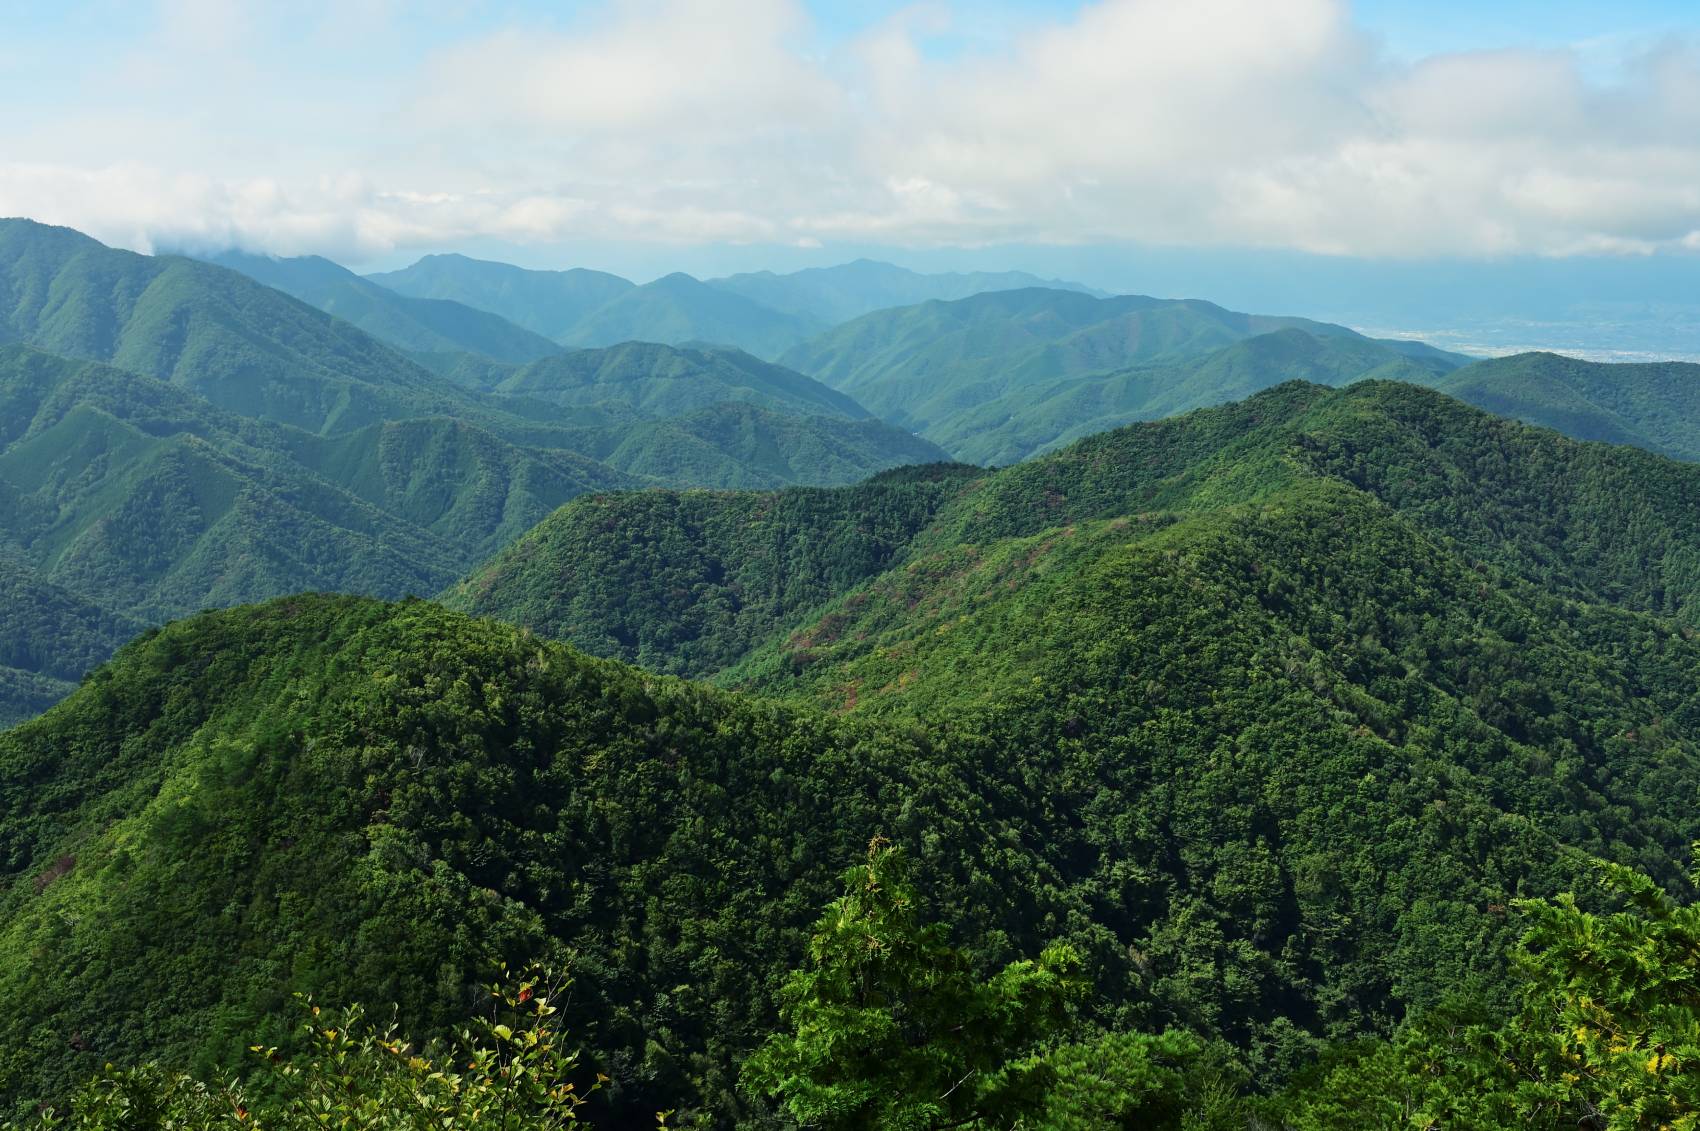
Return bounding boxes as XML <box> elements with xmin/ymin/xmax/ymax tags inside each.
<box><xmin>706</xmin><ymin>258</ymin><xmax>1108</xmax><ymax>324</ymax></box>
<box><xmin>366</xmin><ymin>252</ymin><xmax>636</xmax><ymax>339</ymax></box>
<box><xmin>1433</xmin><ymin>351</ymin><xmax>1700</xmax><ymax>461</ymax></box>
<box><xmin>205</xmin><ymin>250</ymin><xmax>562</xmax><ymax>363</ymax></box>
<box><xmin>557</xmin><ymin>271</ymin><xmax>819</xmax><ymax>357</ymax></box>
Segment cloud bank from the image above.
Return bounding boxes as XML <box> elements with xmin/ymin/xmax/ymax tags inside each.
<box><xmin>3</xmin><ymin>0</ymin><xmax>1698</xmax><ymax>262</ymax></box>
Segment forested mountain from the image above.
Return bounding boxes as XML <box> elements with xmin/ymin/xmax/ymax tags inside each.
<box><xmin>0</xmin><ymin>219</ymin><xmax>492</xmax><ymax>435</ymax></box>
<box><xmin>0</xmin><ymin>560</ymin><xmax>141</xmax><ymax>728</ymax></box>
<box><xmin>204</xmin><ymin>249</ymin><xmax>563</xmax><ymax>363</ymax></box>
<box><xmin>705</xmin><ymin>258</ymin><xmax>1106</xmax><ymax>325</ymax></box>
<box><xmin>0</xmin><ymin>224</ymin><xmax>950</xmax><ymax>726</ymax></box>
<box><xmin>556</xmin><ymin>272</ymin><xmax>818</xmax><ymax>358</ymax></box>
<box><xmin>368</xmin><ymin>256</ymin><xmax>817</xmax><ymax>358</ymax></box>
<box><xmin>776</xmin><ymin>288</ymin><xmax>1470</xmax><ymax>458</ymax></box>
<box><xmin>366</xmin><ymin>252</ymin><xmax>636</xmax><ymax>340</ymax></box>
<box><xmin>929</xmin><ymin>327</ymin><xmax>1450</xmax><ymax>465</ymax></box>
<box><xmin>1434</xmin><ymin>350</ymin><xmax>1700</xmax><ymax>461</ymax></box>
<box><xmin>7</xmin><ymin>382</ymin><xmax>1700</xmax><ymax>1124</ymax></box>
<box><xmin>467</xmin><ymin>340</ymin><xmax>870</xmax><ymax>419</ymax></box>
<box><xmin>0</xmin><ymin>344</ymin><xmax>631</xmax><ymax>723</ymax></box>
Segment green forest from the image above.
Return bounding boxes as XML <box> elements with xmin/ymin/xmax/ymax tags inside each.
<box><xmin>2</xmin><ymin>221</ymin><xmax>1699</xmax><ymax>1128</ymax></box>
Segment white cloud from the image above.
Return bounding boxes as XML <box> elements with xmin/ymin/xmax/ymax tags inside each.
<box><xmin>3</xmin><ymin>0</ymin><xmax>1700</xmax><ymax>261</ymax></box>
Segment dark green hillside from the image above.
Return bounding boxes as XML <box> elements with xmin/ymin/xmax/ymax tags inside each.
<box><xmin>0</xmin><ymin>219</ymin><xmax>490</xmax><ymax>435</ymax></box>
<box><xmin>0</xmin><ymin>595</ymin><xmax>1050</xmax><ymax>1120</ymax></box>
<box><xmin>1434</xmin><ymin>350</ymin><xmax>1700</xmax><ymax>461</ymax></box>
<box><xmin>594</xmin><ymin>402</ymin><xmax>950</xmax><ymax>489</ymax></box>
<box><xmin>206</xmin><ymin>250</ymin><xmax>563</xmax><ymax>363</ymax></box>
<box><xmin>12</xmin><ymin>375</ymin><xmax>1700</xmax><ymax>1118</ymax></box>
<box><xmin>0</xmin><ymin>344</ymin><xmax>643</xmax><ymax>715</ymax></box>
<box><xmin>479</xmin><ymin>340</ymin><xmax>870</xmax><ymax>419</ymax></box>
<box><xmin>0</xmin><ymin>560</ymin><xmax>140</xmax><ymax>726</ymax></box>
<box><xmin>0</xmin><ymin>346</ymin><xmax>457</xmax><ymax>620</ymax></box>
<box><xmin>777</xmin><ymin>288</ymin><xmax>1468</xmax><ymax>456</ymax></box>
<box><xmin>290</xmin><ymin>416</ymin><xmax>638</xmax><ymax>558</ymax></box>
<box><xmin>560</xmin><ymin>272</ymin><xmax>819</xmax><ymax>358</ymax></box>
<box><xmin>706</xmin><ymin>258</ymin><xmax>1105</xmax><ymax>325</ymax></box>
<box><xmin>367</xmin><ymin>252</ymin><xmax>636</xmax><ymax>340</ymax></box>
<box><xmin>443</xmin><ymin>463</ymin><xmax>984</xmax><ymax>674</ymax></box>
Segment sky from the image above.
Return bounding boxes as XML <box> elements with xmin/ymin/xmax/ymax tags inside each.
<box><xmin>2</xmin><ymin>0</ymin><xmax>1699</xmax><ymax>317</ymax></box>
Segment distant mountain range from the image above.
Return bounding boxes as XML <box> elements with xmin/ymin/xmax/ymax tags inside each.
<box><xmin>775</xmin><ymin>288</ymin><xmax>1473</xmax><ymax>462</ymax></box>
<box><xmin>5</xmin><ymin>216</ymin><xmax>1700</xmax><ymax>729</ymax></box>
<box><xmin>0</xmin><ymin>221</ymin><xmax>950</xmax><ymax>723</ymax></box>
<box><xmin>364</xmin><ymin>252</ymin><xmax>1104</xmax><ymax>358</ymax></box>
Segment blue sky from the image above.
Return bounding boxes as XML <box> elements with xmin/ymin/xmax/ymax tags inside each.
<box><xmin>1</xmin><ymin>0</ymin><xmax>1698</xmax><ymax>295</ymax></box>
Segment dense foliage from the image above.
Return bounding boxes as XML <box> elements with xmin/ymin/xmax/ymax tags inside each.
<box><xmin>7</xmin><ymin>381</ymin><xmax>1700</xmax><ymax>1125</ymax></box>
<box><xmin>444</xmin><ymin>464</ymin><xmax>983</xmax><ymax>676</ymax></box>
<box><xmin>1270</xmin><ymin>854</ymin><xmax>1700</xmax><ymax>1128</ymax></box>
<box><xmin>4</xmin><ymin>966</ymin><xmax>601</xmax><ymax>1130</ymax></box>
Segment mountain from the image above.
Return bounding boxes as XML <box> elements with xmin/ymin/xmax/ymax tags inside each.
<box><xmin>0</xmin><ymin>559</ymin><xmax>142</xmax><ymax>727</ymax></box>
<box><xmin>705</xmin><ymin>258</ymin><xmax>1107</xmax><ymax>325</ymax></box>
<box><xmin>557</xmin><ymin>271</ymin><xmax>819</xmax><ymax>358</ymax></box>
<box><xmin>0</xmin><ymin>333</ymin><xmax>935</xmax><ymax>722</ymax></box>
<box><xmin>9</xmin><ymin>381</ymin><xmax>1700</xmax><ymax>1122</ymax></box>
<box><xmin>1432</xmin><ymin>351</ymin><xmax>1700</xmax><ymax>461</ymax></box>
<box><xmin>930</xmin><ymin>326</ymin><xmax>1450</xmax><ymax>465</ymax></box>
<box><xmin>441</xmin><ymin>463</ymin><xmax>982</xmax><ymax>675</ymax></box>
<box><xmin>204</xmin><ymin>250</ymin><xmax>562</xmax><ymax>363</ymax></box>
<box><xmin>777</xmin><ymin>288</ymin><xmax>1470</xmax><ymax>454</ymax></box>
<box><xmin>467</xmin><ymin>340</ymin><xmax>871</xmax><ymax>419</ymax></box>
<box><xmin>365</xmin><ymin>252</ymin><xmax>635</xmax><ymax>340</ymax></box>
<box><xmin>366</xmin><ymin>253</ymin><xmax>1108</xmax><ymax>361</ymax></box>
<box><xmin>589</xmin><ymin>401</ymin><xmax>948</xmax><ymax>488</ymax></box>
<box><xmin>0</xmin><ymin>223</ymin><xmax>959</xmax><ymax>727</ymax></box>
<box><xmin>0</xmin><ymin>345</ymin><xmax>631</xmax><ymax>620</ymax></box>
<box><xmin>0</xmin><ymin>219</ymin><xmax>506</xmax><ymax>436</ymax></box>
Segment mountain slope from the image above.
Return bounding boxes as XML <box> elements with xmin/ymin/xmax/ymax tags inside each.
<box><xmin>0</xmin><ymin>559</ymin><xmax>141</xmax><ymax>727</ymax></box>
<box><xmin>777</xmin><ymin>288</ymin><xmax>1469</xmax><ymax>452</ymax></box>
<box><xmin>205</xmin><ymin>250</ymin><xmax>562</xmax><ymax>363</ymax></box>
<box><xmin>930</xmin><ymin>327</ymin><xmax>1446</xmax><ymax>465</ymax></box>
<box><xmin>0</xmin><ymin>219</ymin><xmax>500</xmax><ymax>436</ymax></box>
<box><xmin>0</xmin><ymin>343</ymin><xmax>643</xmax><ymax>717</ymax></box>
<box><xmin>443</xmin><ymin>463</ymin><xmax>982</xmax><ymax>673</ymax></box>
<box><xmin>592</xmin><ymin>402</ymin><xmax>950</xmax><ymax>488</ymax></box>
<box><xmin>1433</xmin><ymin>351</ymin><xmax>1700</xmax><ymax>461</ymax></box>
<box><xmin>366</xmin><ymin>252</ymin><xmax>636</xmax><ymax>340</ymax></box>
<box><xmin>11</xmin><ymin>386</ymin><xmax>1700</xmax><ymax>1120</ymax></box>
<box><xmin>706</xmin><ymin>258</ymin><xmax>1107</xmax><ymax>324</ymax></box>
<box><xmin>559</xmin><ymin>272</ymin><xmax>819</xmax><ymax>358</ymax></box>
<box><xmin>476</xmin><ymin>340</ymin><xmax>871</xmax><ymax>419</ymax></box>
